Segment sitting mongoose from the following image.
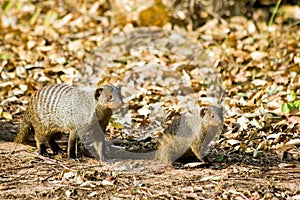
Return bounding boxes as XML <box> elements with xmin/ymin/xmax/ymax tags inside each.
<box><xmin>15</xmin><ymin>84</ymin><xmax>123</xmax><ymax>160</ymax></box>
<box><xmin>155</xmin><ymin>105</ymin><xmax>224</xmax><ymax>163</ymax></box>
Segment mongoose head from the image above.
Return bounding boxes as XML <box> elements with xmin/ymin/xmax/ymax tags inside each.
<box><xmin>95</xmin><ymin>85</ymin><xmax>123</xmax><ymax>109</ymax></box>
<box><xmin>200</xmin><ymin>106</ymin><xmax>224</xmax><ymax>126</ymax></box>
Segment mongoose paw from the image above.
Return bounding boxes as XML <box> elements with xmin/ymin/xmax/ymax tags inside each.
<box><xmin>200</xmin><ymin>156</ymin><xmax>210</xmax><ymax>164</ymax></box>
<box><xmin>52</xmin><ymin>148</ymin><xmax>63</xmax><ymax>155</ymax></box>
<box><xmin>74</xmin><ymin>157</ymin><xmax>82</xmax><ymax>162</ymax></box>
<box><xmin>98</xmin><ymin>156</ymin><xmax>108</xmax><ymax>162</ymax></box>
<box><xmin>39</xmin><ymin>151</ymin><xmax>51</xmax><ymax>157</ymax></box>
<box><xmin>93</xmin><ymin>154</ymin><xmax>109</xmax><ymax>164</ymax></box>
<box><xmin>69</xmin><ymin>156</ymin><xmax>82</xmax><ymax>162</ymax></box>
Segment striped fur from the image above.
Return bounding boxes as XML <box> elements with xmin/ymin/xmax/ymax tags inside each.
<box><xmin>16</xmin><ymin>84</ymin><xmax>123</xmax><ymax>160</ymax></box>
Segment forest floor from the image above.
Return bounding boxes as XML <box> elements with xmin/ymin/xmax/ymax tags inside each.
<box><xmin>1</xmin><ymin>1</ymin><xmax>300</xmax><ymax>199</ymax></box>
<box><xmin>1</xmin><ymin>128</ymin><xmax>300</xmax><ymax>199</ymax></box>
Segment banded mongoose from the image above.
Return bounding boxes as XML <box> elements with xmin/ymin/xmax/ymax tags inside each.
<box><xmin>155</xmin><ymin>105</ymin><xmax>224</xmax><ymax>163</ymax></box>
<box><xmin>106</xmin><ymin>106</ymin><xmax>223</xmax><ymax>163</ymax></box>
<box><xmin>15</xmin><ymin>84</ymin><xmax>123</xmax><ymax>160</ymax></box>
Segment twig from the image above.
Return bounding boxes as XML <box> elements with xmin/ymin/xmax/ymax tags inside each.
<box><xmin>268</xmin><ymin>0</ymin><xmax>282</xmax><ymax>26</ymax></box>
<box><xmin>207</xmin><ymin>11</ymin><xmax>228</xmax><ymax>26</ymax></box>
<box><xmin>228</xmin><ymin>189</ymin><xmax>250</xmax><ymax>200</ymax></box>
<box><xmin>8</xmin><ymin>168</ymin><xmax>35</xmax><ymax>182</ymax></box>
<box><xmin>139</xmin><ymin>186</ymin><xmax>180</xmax><ymax>199</ymax></box>
<box><xmin>41</xmin><ymin>171</ymin><xmax>61</xmax><ymax>182</ymax></box>
<box><xmin>25</xmin><ymin>151</ymin><xmax>70</xmax><ymax>170</ymax></box>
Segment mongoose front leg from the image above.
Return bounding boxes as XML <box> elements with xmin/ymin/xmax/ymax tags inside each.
<box><xmin>155</xmin><ymin>144</ymin><xmax>172</xmax><ymax>164</ymax></box>
<box><xmin>91</xmin><ymin>129</ymin><xmax>106</xmax><ymax>161</ymax></box>
<box><xmin>35</xmin><ymin>130</ymin><xmax>50</xmax><ymax>156</ymax></box>
<box><xmin>68</xmin><ymin>131</ymin><xmax>78</xmax><ymax>159</ymax></box>
<box><xmin>15</xmin><ymin>116</ymin><xmax>34</xmax><ymax>144</ymax></box>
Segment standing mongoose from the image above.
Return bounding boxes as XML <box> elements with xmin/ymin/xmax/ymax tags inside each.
<box><xmin>155</xmin><ymin>105</ymin><xmax>224</xmax><ymax>163</ymax></box>
<box><xmin>15</xmin><ymin>84</ymin><xmax>123</xmax><ymax>160</ymax></box>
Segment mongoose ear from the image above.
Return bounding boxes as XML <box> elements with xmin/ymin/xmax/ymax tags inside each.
<box><xmin>200</xmin><ymin>107</ymin><xmax>208</xmax><ymax>118</ymax></box>
<box><xmin>95</xmin><ymin>87</ymin><xmax>103</xmax><ymax>99</ymax></box>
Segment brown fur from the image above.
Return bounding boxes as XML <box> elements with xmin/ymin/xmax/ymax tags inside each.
<box><xmin>155</xmin><ymin>105</ymin><xmax>223</xmax><ymax>163</ymax></box>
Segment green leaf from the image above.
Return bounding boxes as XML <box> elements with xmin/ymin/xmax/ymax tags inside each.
<box><xmin>237</xmin><ymin>92</ymin><xmax>247</xmax><ymax>97</ymax></box>
<box><xmin>268</xmin><ymin>85</ymin><xmax>283</xmax><ymax>95</ymax></box>
<box><xmin>281</xmin><ymin>103</ymin><xmax>289</xmax><ymax>113</ymax></box>
<box><xmin>30</xmin><ymin>7</ymin><xmax>41</xmax><ymax>25</ymax></box>
<box><xmin>2</xmin><ymin>1</ymin><xmax>14</xmax><ymax>12</ymax></box>
<box><xmin>294</xmin><ymin>100</ymin><xmax>300</xmax><ymax>110</ymax></box>
<box><xmin>282</xmin><ymin>102</ymin><xmax>296</xmax><ymax>113</ymax></box>
<box><xmin>268</xmin><ymin>0</ymin><xmax>282</xmax><ymax>26</ymax></box>
<box><xmin>111</xmin><ymin>121</ymin><xmax>124</xmax><ymax>129</ymax></box>
<box><xmin>287</xmin><ymin>90</ymin><xmax>297</xmax><ymax>101</ymax></box>
<box><xmin>253</xmin><ymin>149</ymin><xmax>260</xmax><ymax>158</ymax></box>
<box><xmin>44</xmin><ymin>10</ymin><xmax>58</xmax><ymax>26</ymax></box>
<box><xmin>215</xmin><ymin>154</ymin><xmax>224</xmax><ymax>162</ymax></box>
<box><xmin>16</xmin><ymin>2</ymin><xmax>23</xmax><ymax>10</ymax></box>
<box><xmin>0</xmin><ymin>53</ymin><xmax>13</xmax><ymax>60</ymax></box>
<box><xmin>287</xmin><ymin>102</ymin><xmax>296</xmax><ymax>111</ymax></box>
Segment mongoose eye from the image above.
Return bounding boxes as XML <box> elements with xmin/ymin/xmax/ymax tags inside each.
<box><xmin>108</xmin><ymin>95</ymin><xmax>113</xmax><ymax>101</ymax></box>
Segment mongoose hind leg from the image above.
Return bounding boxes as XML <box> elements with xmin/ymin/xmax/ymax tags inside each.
<box><xmin>48</xmin><ymin>135</ymin><xmax>63</xmax><ymax>155</ymax></box>
<box><xmin>190</xmin><ymin>145</ymin><xmax>206</xmax><ymax>163</ymax></box>
<box><xmin>191</xmin><ymin>149</ymin><xmax>209</xmax><ymax>163</ymax></box>
<box><xmin>15</xmin><ymin>117</ymin><xmax>34</xmax><ymax>145</ymax></box>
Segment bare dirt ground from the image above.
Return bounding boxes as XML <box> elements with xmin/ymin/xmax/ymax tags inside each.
<box><xmin>1</xmin><ymin>123</ymin><xmax>299</xmax><ymax>199</ymax></box>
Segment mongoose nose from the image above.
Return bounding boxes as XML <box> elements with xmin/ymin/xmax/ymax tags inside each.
<box><xmin>108</xmin><ymin>101</ymin><xmax>124</xmax><ymax>109</ymax></box>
